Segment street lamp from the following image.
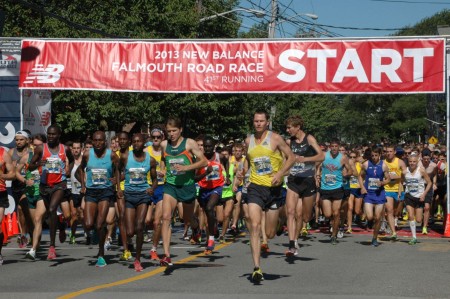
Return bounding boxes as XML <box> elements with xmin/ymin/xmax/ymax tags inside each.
<box><xmin>199</xmin><ymin>8</ymin><xmax>266</xmax><ymax>22</ymax></box>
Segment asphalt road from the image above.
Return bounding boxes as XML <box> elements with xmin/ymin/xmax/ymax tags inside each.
<box><xmin>1</xmin><ymin>221</ymin><xmax>449</xmax><ymax>299</ymax></box>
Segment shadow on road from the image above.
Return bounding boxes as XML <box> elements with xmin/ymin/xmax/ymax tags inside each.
<box><xmin>162</xmin><ymin>261</ymin><xmax>225</xmax><ymax>275</ymax></box>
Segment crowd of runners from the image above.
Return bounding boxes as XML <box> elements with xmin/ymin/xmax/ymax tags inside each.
<box><xmin>0</xmin><ymin>110</ymin><xmax>448</xmax><ymax>282</ymax></box>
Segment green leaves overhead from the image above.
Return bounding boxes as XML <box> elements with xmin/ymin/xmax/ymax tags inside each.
<box><xmin>1</xmin><ymin>2</ymin><xmax>447</xmax><ymax>143</ymax></box>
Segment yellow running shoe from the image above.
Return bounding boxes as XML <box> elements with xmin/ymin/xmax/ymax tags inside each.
<box><xmin>422</xmin><ymin>226</ymin><xmax>428</xmax><ymax>235</ymax></box>
<box><xmin>252</xmin><ymin>267</ymin><xmax>264</xmax><ymax>282</ymax></box>
<box><xmin>301</xmin><ymin>228</ymin><xmax>308</xmax><ymax>237</ymax></box>
<box><xmin>120</xmin><ymin>250</ymin><xmax>132</xmax><ymax>261</ymax></box>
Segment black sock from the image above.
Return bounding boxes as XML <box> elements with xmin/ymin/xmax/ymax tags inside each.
<box><xmin>289</xmin><ymin>240</ymin><xmax>295</xmax><ymax>249</ymax></box>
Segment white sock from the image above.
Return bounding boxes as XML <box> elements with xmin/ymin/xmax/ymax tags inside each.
<box><xmin>151</xmin><ymin>246</ymin><xmax>157</xmax><ymax>251</ymax></box>
<box><xmin>209</xmin><ymin>235</ymin><xmax>214</xmax><ymax>241</ymax></box>
<box><xmin>409</xmin><ymin>221</ymin><xmax>416</xmax><ymax>239</ymax></box>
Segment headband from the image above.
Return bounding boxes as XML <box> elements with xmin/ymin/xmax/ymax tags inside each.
<box><xmin>151</xmin><ymin>128</ymin><xmax>164</xmax><ymax>138</ymax></box>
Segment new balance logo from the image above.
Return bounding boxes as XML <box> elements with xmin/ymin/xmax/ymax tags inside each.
<box><xmin>23</xmin><ymin>64</ymin><xmax>65</xmax><ymax>84</ymax></box>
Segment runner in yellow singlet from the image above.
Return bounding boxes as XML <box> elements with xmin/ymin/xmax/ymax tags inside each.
<box><xmin>242</xmin><ymin>109</ymin><xmax>295</xmax><ymax>283</ymax></box>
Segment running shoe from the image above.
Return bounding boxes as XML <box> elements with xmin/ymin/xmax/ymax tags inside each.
<box><xmin>160</xmin><ymin>256</ymin><xmax>173</xmax><ymax>267</ymax></box>
<box><xmin>229</xmin><ymin>225</ymin><xmax>238</xmax><ymax>236</ymax></box>
<box><xmin>385</xmin><ymin>226</ymin><xmax>392</xmax><ymax>235</ymax></box>
<box><xmin>204</xmin><ymin>239</ymin><xmax>215</xmax><ymax>255</ymax></box>
<box><xmin>276</xmin><ymin>222</ymin><xmax>284</xmax><ymax>236</ymax></box>
<box><xmin>25</xmin><ymin>249</ymin><xmax>36</xmax><ymax>261</ymax></box>
<box><xmin>96</xmin><ymin>256</ymin><xmax>107</xmax><ymax>267</ymax></box>
<box><xmin>261</xmin><ymin>243</ymin><xmax>270</xmax><ymax>253</ymax></box>
<box><xmin>134</xmin><ymin>259</ymin><xmax>143</xmax><ymax>272</ymax></box>
<box><xmin>345</xmin><ymin>228</ymin><xmax>352</xmax><ymax>234</ymax></box>
<box><xmin>104</xmin><ymin>237</ymin><xmax>112</xmax><ymax>251</ymax></box>
<box><xmin>285</xmin><ymin>247</ymin><xmax>298</xmax><ymax>257</ymax></box>
<box><xmin>143</xmin><ymin>233</ymin><xmax>150</xmax><ymax>243</ymax></box>
<box><xmin>252</xmin><ymin>267</ymin><xmax>264</xmax><ymax>282</ymax></box>
<box><xmin>182</xmin><ymin>232</ymin><xmax>190</xmax><ymax>241</ymax></box>
<box><xmin>69</xmin><ymin>233</ymin><xmax>76</xmax><ymax>245</ymax></box>
<box><xmin>408</xmin><ymin>238</ymin><xmax>417</xmax><ymax>245</ymax></box>
<box><xmin>422</xmin><ymin>226</ymin><xmax>428</xmax><ymax>235</ymax></box>
<box><xmin>17</xmin><ymin>235</ymin><xmax>25</xmax><ymax>249</ymax></box>
<box><xmin>301</xmin><ymin>227</ymin><xmax>308</xmax><ymax>237</ymax></box>
<box><xmin>379</xmin><ymin>221</ymin><xmax>386</xmax><ymax>234</ymax></box>
<box><xmin>403</xmin><ymin>213</ymin><xmax>409</xmax><ymax>221</ymax></box>
<box><xmin>390</xmin><ymin>233</ymin><xmax>398</xmax><ymax>241</ymax></box>
<box><xmin>0</xmin><ymin>254</ymin><xmax>3</xmax><ymax>265</ymax></box>
<box><xmin>337</xmin><ymin>228</ymin><xmax>344</xmax><ymax>239</ymax></box>
<box><xmin>47</xmin><ymin>246</ymin><xmax>56</xmax><ymax>260</ymax></box>
<box><xmin>119</xmin><ymin>250</ymin><xmax>132</xmax><ymax>261</ymax></box>
<box><xmin>310</xmin><ymin>221</ymin><xmax>319</xmax><ymax>230</ymax></box>
<box><xmin>190</xmin><ymin>233</ymin><xmax>201</xmax><ymax>245</ymax></box>
<box><xmin>371</xmin><ymin>238</ymin><xmax>379</xmax><ymax>247</ymax></box>
<box><xmin>330</xmin><ymin>237</ymin><xmax>337</xmax><ymax>245</ymax></box>
<box><xmin>218</xmin><ymin>236</ymin><xmax>225</xmax><ymax>244</ymax></box>
<box><xmin>149</xmin><ymin>250</ymin><xmax>159</xmax><ymax>261</ymax></box>
<box><xmin>59</xmin><ymin>227</ymin><xmax>67</xmax><ymax>244</ymax></box>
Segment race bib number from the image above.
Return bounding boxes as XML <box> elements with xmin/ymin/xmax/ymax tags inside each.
<box><xmin>407</xmin><ymin>178</ymin><xmax>419</xmax><ymax>193</ymax></box>
<box><xmin>389</xmin><ymin>171</ymin><xmax>400</xmax><ymax>182</ymax></box>
<box><xmin>31</xmin><ymin>170</ymin><xmax>40</xmax><ymax>184</ymax></box>
<box><xmin>205</xmin><ymin>165</ymin><xmax>220</xmax><ymax>181</ymax></box>
<box><xmin>290</xmin><ymin>162</ymin><xmax>305</xmax><ymax>175</ymax></box>
<box><xmin>325</xmin><ymin>174</ymin><xmax>337</xmax><ymax>185</ymax></box>
<box><xmin>156</xmin><ymin>162</ymin><xmax>164</xmax><ymax>183</ymax></box>
<box><xmin>73</xmin><ymin>181</ymin><xmax>81</xmax><ymax>190</ymax></box>
<box><xmin>169</xmin><ymin>158</ymin><xmax>185</xmax><ymax>176</ymax></box>
<box><xmin>92</xmin><ymin>169</ymin><xmax>108</xmax><ymax>185</ymax></box>
<box><xmin>129</xmin><ymin>167</ymin><xmax>146</xmax><ymax>185</ymax></box>
<box><xmin>253</xmin><ymin>156</ymin><xmax>272</xmax><ymax>176</ymax></box>
<box><xmin>368</xmin><ymin>178</ymin><xmax>380</xmax><ymax>190</ymax></box>
<box><xmin>350</xmin><ymin>176</ymin><xmax>359</xmax><ymax>185</ymax></box>
<box><xmin>46</xmin><ymin>157</ymin><xmax>62</xmax><ymax>174</ymax></box>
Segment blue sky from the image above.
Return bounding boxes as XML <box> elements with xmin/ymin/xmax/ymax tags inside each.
<box><xmin>236</xmin><ymin>0</ymin><xmax>450</xmax><ymax>37</ymax></box>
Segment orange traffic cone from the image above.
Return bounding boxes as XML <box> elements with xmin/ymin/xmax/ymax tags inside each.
<box><xmin>444</xmin><ymin>214</ymin><xmax>450</xmax><ymax>238</ymax></box>
<box><xmin>11</xmin><ymin>212</ymin><xmax>19</xmax><ymax>235</ymax></box>
<box><xmin>1</xmin><ymin>216</ymin><xmax>9</xmax><ymax>244</ymax></box>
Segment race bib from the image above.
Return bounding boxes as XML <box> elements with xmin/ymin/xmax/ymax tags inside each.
<box><xmin>205</xmin><ymin>165</ymin><xmax>220</xmax><ymax>181</ymax></box>
<box><xmin>350</xmin><ymin>176</ymin><xmax>359</xmax><ymax>185</ymax></box>
<box><xmin>31</xmin><ymin>170</ymin><xmax>40</xmax><ymax>184</ymax></box>
<box><xmin>46</xmin><ymin>157</ymin><xmax>62</xmax><ymax>174</ymax></box>
<box><xmin>368</xmin><ymin>178</ymin><xmax>380</xmax><ymax>190</ymax></box>
<box><xmin>325</xmin><ymin>174</ymin><xmax>337</xmax><ymax>185</ymax></box>
<box><xmin>73</xmin><ymin>181</ymin><xmax>81</xmax><ymax>190</ymax></box>
<box><xmin>253</xmin><ymin>156</ymin><xmax>272</xmax><ymax>176</ymax></box>
<box><xmin>169</xmin><ymin>158</ymin><xmax>185</xmax><ymax>176</ymax></box>
<box><xmin>290</xmin><ymin>162</ymin><xmax>305</xmax><ymax>175</ymax></box>
<box><xmin>129</xmin><ymin>167</ymin><xmax>146</xmax><ymax>185</ymax></box>
<box><xmin>407</xmin><ymin>178</ymin><xmax>419</xmax><ymax>193</ymax></box>
<box><xmin>92</xmin><ymin>168</ymin><xmax>108</xmax><ymax>185</ymax></box>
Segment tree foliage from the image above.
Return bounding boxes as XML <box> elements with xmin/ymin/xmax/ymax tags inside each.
<box><xmin>1</xmin><ymin>2</ymin><xmax>448</xmax><ymax>144</ymax></box>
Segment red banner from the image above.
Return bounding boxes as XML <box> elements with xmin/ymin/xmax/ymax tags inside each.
<box><xmin>19</xmin><ymin>39</ymin><xmax>445</xmax><ymax>93</ymax></box>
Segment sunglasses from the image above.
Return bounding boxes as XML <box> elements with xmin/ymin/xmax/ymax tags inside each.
<box><xmin>152</xmin><ymin>135</ymin><xmax>162</xmax><ymax>139</ymax></box>
<box><xmin>350</xmin><ymin>156</ymin><xmax>357</xmax><ymax>158</ymax></box>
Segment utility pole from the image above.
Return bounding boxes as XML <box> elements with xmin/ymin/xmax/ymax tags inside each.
<box><xmin>196</xmin><ymin>0</ymin><xmax>202</xmax><ymax>14</ymax></box>
<box><xmin>268</xmin><ymin>0</ymin><xmax>277</xmax><ymax>38</ymax></box>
